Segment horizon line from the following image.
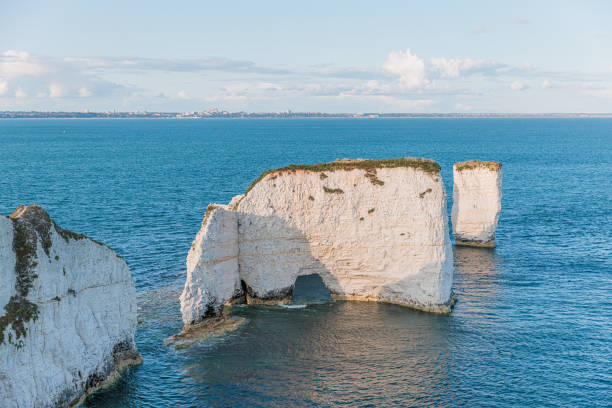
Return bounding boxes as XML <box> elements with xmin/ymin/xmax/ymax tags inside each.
<box><xmin>2</xmin><ymin>111</ymin><xmax>612</xmax><ymax>119</ymax></box>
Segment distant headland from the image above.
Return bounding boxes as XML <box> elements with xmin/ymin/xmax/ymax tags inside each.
<box><xmin>1</xmin><ymin>110</ymin><xmax>611</xmax><ymax>119</ymax></box>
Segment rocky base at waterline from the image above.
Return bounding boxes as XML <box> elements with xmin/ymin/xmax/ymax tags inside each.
<box><xmin>451</xmin><ymin>160</ymin><xmax>502</xmax><ymax>247</ymax></box>
<box><xmin>0</xmin><ymin>205</ymin><xmax>141</xmax><ymax>408</ymax></box>
<box><xmin>180</xmin><ymin>158</ymin><xmax>455</xmax><ymax>331</ymax></box>
<box><xmin>165</xmin><ymin>314</ymin><xmax>247</xmax><ymax>349</ymax></box>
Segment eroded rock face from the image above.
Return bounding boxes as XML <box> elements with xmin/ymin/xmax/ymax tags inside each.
<box><xmin>0</xmin><ymin>205</ymin><xmax>140</xmax><ymax>408</ymax></box>
<box><xmin>451</xmin><ymin>160</ymin><xmax>502</xmax><ymax>247</ymax></box>
<box><xmin>180</xmin><ymin>204</ymin><xmax>240</xmax><ymax>326</ymax></box>
<box><xmin>181</xmin><ymin>158</ymin><xmax>454</xmax><ymax>326</ymax></box>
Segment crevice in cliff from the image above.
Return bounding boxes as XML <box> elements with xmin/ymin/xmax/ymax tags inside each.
<box><xmin>419</xmin><ymin>188</ymin><xmax>432</xmax><ymax>198</ymax></box>
<box><xmin>240</xmin><ymin>279</ymin><xmax>292</xmax><ymax>304</ymax></box>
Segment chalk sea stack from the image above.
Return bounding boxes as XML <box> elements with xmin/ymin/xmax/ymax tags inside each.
<box><xmin>451</xmin><ymin>160</ymin><xmax>502</xmax><ymax>247</ymax></box>
<box><xmin>0</xmin><ymin>205</ymin><xmax>141</xmax><ymax>407</ymax></box>
<box><xmin>180</xmin><ymin>158</ymin><xmax>455</xmax><ymax>331</ymax></box>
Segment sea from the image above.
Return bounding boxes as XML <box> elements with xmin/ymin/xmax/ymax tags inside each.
<box><xmin>1</xmin><ymin>118</ymin><xmax>610</xmax><ymax>407</ymax></box>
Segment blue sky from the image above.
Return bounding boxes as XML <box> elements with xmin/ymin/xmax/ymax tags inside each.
<box><xmin>1</xmin><ymin>0</ymin><xmax>611</xmax><ymax>112</ymax></box>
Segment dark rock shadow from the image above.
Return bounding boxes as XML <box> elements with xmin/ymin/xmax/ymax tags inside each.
<box><xmin>235</xmin><ymin>212</ymin><xmax>451</xmax><ymax>312</ymax></box>
<box><xmin>235</xmin><ymin>212</ymin><xmax>343</xmax><ymax>303</ymax></box>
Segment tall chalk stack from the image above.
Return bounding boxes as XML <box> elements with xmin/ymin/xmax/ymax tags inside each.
<box><xmin>451</xmin><ymin>160</ymin><xmax>502</xmax><ymax>247</ymax></box>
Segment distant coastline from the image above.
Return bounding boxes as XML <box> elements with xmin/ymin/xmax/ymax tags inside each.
<box><xmin>1</xmin><ymin>110</ymin><xmax>612</xmax><ymax>119</ymax></box>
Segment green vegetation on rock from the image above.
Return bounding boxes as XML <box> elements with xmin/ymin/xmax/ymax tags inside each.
<box><xmin>201</xmin><ymin>204</ymin><xmax>219</xmax><ymax>228</ymax></box>
<box><xmin>0</xmin><ymin>206</ymin><xmax>47</xmax><ymax>347</ymax></box>
<box><xmin>235</xmin><ymin>158</ymin><xmax>440</xmax><ymax>208</ymax></box>
<box><xmin>0</xmin><ymin>204</ymin><xmax>122</xmax><ymax>347</ymax></box>
<box><xmin>323</xmin><ymin>187</ymin><xmax>344</xmax><ymax>194</ymax></box>
<box><xmin>455</xmin><ymin>160</ymin><xmax>501</xmax><ymax>172</ymax></box>
<box><xmin>364</xmin><ymin>171</ymin><xmax>385</xmax><ymax>186</ymax></box>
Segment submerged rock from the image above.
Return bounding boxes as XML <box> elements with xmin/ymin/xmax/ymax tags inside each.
<box><xmin>451</xmin><ymin>160</ymin><xmax>502</xmax><ymax>247</ymax></box>
<box><xmin>180</xmin><ymin>158</ymin><xmax>454</xmax><ymax>330</ymax></box>
<box><xmin>0</xmin><ymin>205</ymin><xmax>141</xmax><ymax>407</ymax></box>
<box><xmin>165</xmin><ymin>315</ymin><xmax>246</xmax><ymax>349</ymax></box>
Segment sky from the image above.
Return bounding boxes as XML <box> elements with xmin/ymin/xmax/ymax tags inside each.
<box><xmin>1</xmin><ymin>0</ymin><xmax>611</xmax><ymax>113</ymax></box>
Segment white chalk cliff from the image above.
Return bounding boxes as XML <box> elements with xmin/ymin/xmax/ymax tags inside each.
<box><xmin>180</xmin><ymin>204</ymin><xmax>240</xmax><ymax>324</ymax></box>
<box><xmin>181</xmin><ymin>158</ymin><xmax>454</xmax><ymax>327</ymax></box>
<box><xmin>0</xmin><ymin>205</ymin><xmax>141</xmax><ymax>408</ymax></box>
<box><xmin>451</xmin><ymin>160</ymin><xmax>502</xmax><ymax>247</ymax></box>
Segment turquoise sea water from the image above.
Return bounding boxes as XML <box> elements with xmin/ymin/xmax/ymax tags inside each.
<box><xmin>1</xmin><ymin>118</ymin><xmax>610</xmax><ymax>407</ymax></box>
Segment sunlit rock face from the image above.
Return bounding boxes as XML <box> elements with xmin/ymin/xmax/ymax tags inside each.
<box><xmin>451</xmin><ymin>160</ymin><xmax>502</xmax><ymax>247</ymax></box>
<box><xmin>181</xmin><ymin>159</ymin><xmax>454</xmax><ymax>326</ymax></box>
<box><xmin>0</xmin><ymin>205</ymin><xmax>140</xmax><ymax>408</ymax></box>
<box><xmin>180</xmin><ymin>204</ymin><xmax>240</xmax><ymax>326</ymax></box>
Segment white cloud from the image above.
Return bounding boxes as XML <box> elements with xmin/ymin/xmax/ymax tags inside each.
<box><xmin>430</xmin><ymin>57</ymin><xmax>504</xmax><ymax>78</ymax></box>
<box><xmin>510</xmin><ymin>81</ymin><xmax>528</xmax><ymax>91</ymax></box>
<box><xmin>0</xmin><ymin>50</ymin><xmax>46</xmax><ymax>79</ymax></box>
<box><xmin>49</xmin><ymin>84</ymin><xmax>64</xmax><ymax>98</ymax></box>
<box><xmin>15</xmin><ymin>88</ymin><xmax>27</xmax><ymax>98</ymax></box>
<box><xmin>4</xmin><ymin>50</ymin><xmax>30</xmax><ymax>59</ymax></box>
<box><xmin>540</xmin><ymin>80</ymin><xmax>553</xmax><ymax>89</ymax></box>
<box><xmin>0</xmin><ymin>78</ymin><xmax>7</xmax><ymax>95</ymax></box>
<box><xmin>177</xmin><ymin>90</ymin><xmax>191</xmax><ymax>99</ymax></box>
<box><xmin>0</xmin><ymin>50</ymin><xmax>128</xmax><ymax>102</ymax></box>
<box><xmin>78</xmin><ymin>87</ymin><xmax>92</xmax><ymax>97</ymax></box>
<box><xmin>383</xmin><ymin>49</ymin><xmax>428</xmax><ymax>89</ymax></box>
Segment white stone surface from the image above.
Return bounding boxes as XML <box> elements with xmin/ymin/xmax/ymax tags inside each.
<box><xmin>181</xmin><ymin>161</ymin><xmax>454</xmax><ymax>324</ymax></box>
<box><xmin>451</xmin><ymin>162</ymin><xmax>502</xmax><ymax>247</ymax></box>
<box><xmin>0</xmin><ymin>205</ymin><xmax>139</xmax><ymax>408</ymax></box>
<box><xmin>228</xmin><ymin>194</ymin><xmax>244</xmax><ymax>210</ymax></box>
<box><xmin>180</xmin><ymin>205</ymin><xmax>240</xmax><ymax>325</ymax></box>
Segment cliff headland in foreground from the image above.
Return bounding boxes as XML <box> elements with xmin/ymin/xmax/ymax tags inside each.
<box><xmin>0</xmin><ymin>205</ymin><xmax>141</xmax><ymax>407</ymax></box>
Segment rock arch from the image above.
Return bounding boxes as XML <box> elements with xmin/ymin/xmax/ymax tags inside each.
<box><xmin>180</xmin><ymin>158</ymin><xmax>454</xmax><ymax>329</ymax></box>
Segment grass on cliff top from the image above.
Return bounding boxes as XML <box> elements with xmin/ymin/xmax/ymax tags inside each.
<box><xmin>201</xmin><ymin>204</ymin><xmax>219</xmax><ymax>228</ymax></box>
<box><xmin>241</xmin><ymin>158</ymin><xmax>440</xmax><ymax>199</ymax></box>
<box><xmin>455</xmin><ymin>160</ymin><xmax>501</xmax><ymax>172</ymax></box>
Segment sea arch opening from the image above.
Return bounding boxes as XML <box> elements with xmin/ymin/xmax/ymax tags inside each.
<box><xmin>291</xmin><ymin>274</ymin><xmax>332</xmax><ymax>305</ymax></box>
